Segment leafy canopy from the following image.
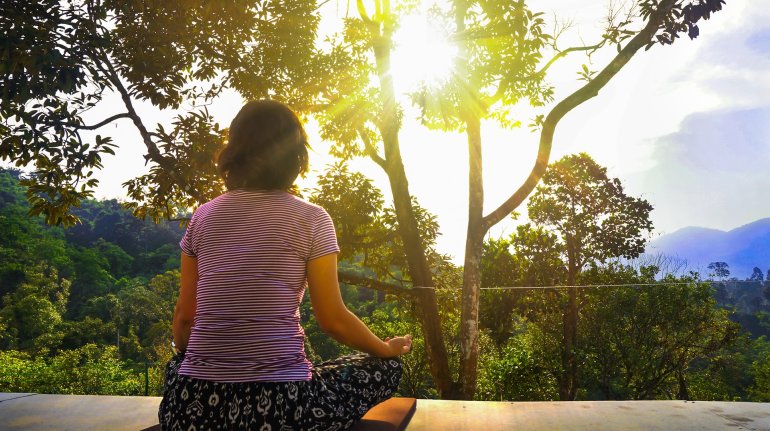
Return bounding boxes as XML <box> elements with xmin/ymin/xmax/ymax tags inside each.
<box><xmin>527</xmin><ymin>153</ymin><xmax>654</xmax><ymax>270</ymax></box>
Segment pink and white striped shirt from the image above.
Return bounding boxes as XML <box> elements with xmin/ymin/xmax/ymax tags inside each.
<box><xmin>178</xmin><ymin>189</ymin><xmax>339</xmax><ymax>382</ymax></box>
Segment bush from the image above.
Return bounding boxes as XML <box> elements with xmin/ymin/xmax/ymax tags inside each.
<box><xmin>0</xmin><ymin>344</ymin><xmax>143</xmax><ymax>395</ymax></box>
<box><xmin>477</xmin><ymin>329</ymin><xmax>558</xmax><ymax>401</ymax></box>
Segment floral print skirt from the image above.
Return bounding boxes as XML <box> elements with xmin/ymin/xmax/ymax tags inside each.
<box><xmin>158</xmin><ymin>353</ymin><xmax>403</xmax><ymax>431</ymax></box>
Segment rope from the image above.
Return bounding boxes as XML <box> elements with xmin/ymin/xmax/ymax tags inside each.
<box><xmin>407</xmin><ymin>279</ymin><xmax>768</xmax><ymax>291</ymax></box>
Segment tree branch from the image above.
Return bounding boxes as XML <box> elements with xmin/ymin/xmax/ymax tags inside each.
<box><xmin>92</xmin><ymin>45</ymin><xmax>203</xmax><ymax>202</ymax></box>
<box><xmin>482</xmin><ymin>0</ymin><xmax>677</xmax><ymax>231</ymax></box>
<box><xmin>542</xmin><ymin>41</ymin><xmax>606</xmax><ymax>76</ymax></box>
<box><xmin>358</xmin><ymin>128</ymin><xmax>387</xmax><ymax>170</ymax></box>
<box><xmin>488</xmin><ymin>40</ymin><xmax>606</xmax><ymax>106</ymax></box>
<box><xmin>356</xmin><ymin>0</ymin><xmax>373</xmax><ymax>24</ymax></box>
<box><xmin>338</xmin><ymin>270</ymin><xmax>416</xmax><ymax>299</ymax></box>
<box><xmin>44</xmin><ymin>113</ymin><xmax>131</xmax><ymax>131</ymax></box>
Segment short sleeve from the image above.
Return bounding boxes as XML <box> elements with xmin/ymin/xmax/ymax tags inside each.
<box><xmin>308</xmin><ymin>207</ymin><xmax>340</xmax><ymax>261</ymax></box>
<box><xmin>180</xmin><ymin>211</ymin><xmax>198</xmax><ymax>257</ymax></box>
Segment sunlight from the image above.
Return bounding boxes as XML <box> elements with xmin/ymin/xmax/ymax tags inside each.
<box><xmin>391</xmin><ymin>7</ymin><xmax>457</xmax><ymax>92</ymax></box>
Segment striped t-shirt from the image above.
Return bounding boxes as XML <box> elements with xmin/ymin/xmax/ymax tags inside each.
<box><xmin>177</xmin><ymin>189</ymin><xmax>339</xmax><ymax>382</ymax></box>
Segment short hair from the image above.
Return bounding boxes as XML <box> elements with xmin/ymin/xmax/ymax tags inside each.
<box><xmin>217</xmin><ymin>100</ymin><xmax>309</xmax><ymax>191</ymax></box>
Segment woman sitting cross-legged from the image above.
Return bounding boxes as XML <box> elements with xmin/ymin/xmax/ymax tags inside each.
<box><xmin>158</xmin><ymin>100</ymin><xmax>411</xmax><ymax>431</ymax></box>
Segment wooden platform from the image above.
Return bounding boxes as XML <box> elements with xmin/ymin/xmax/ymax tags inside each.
<box><xmin>1</xmin><ymin>393</ymin><xmax>770</xmax><ymax>430</ymax></box>
<box><xmin>407</xmin><ymin>400</ymin><xmax>770</xmax><ymax>430</ymax></box>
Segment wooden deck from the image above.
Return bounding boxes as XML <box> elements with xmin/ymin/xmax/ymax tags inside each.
<box><xmin>1</xmin><ymin>393</ymin><xmax>770</xmax><ymax>430</ymax></box>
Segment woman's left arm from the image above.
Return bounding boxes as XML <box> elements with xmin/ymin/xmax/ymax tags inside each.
<box><xmin>172</xmin><ymin>253</ymin><xmax>198</xmax><ymax>352</ymax></box>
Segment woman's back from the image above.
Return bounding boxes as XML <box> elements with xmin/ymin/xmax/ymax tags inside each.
<box><xmin>178</xmin><ymin>189</ymin><xmax>338</xmax><ymax>382</ymax></box>
<box><xmin>160</xmin><ymin>100</ymin><xmax>408</xmax><ymax>430</ymax></box>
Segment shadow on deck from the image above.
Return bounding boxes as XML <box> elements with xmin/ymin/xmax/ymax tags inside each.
<box><xmin>1</xmin><ymin>392</ymin><xmax>770</xmax><ymax>430</ymax></box>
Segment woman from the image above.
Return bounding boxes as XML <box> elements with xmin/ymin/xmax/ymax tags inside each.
<box><xmin>159</xmin><ymin>100</ymin><xmax>412</xmax><ymax>430</ymax></box>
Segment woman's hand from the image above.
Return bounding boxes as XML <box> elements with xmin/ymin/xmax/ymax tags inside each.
<box><xmin>384</xmin><ymin>335</ymin><xmax>413</xmax><ymax>357</ymax></box>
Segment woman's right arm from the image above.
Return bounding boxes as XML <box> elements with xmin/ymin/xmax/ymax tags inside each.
<box><xmin>307</xmin><ymin>253</ymin><xmax>411</xmax><ymax>357</ymax></box>
<box><xmin>172</xmin><ymin>253</ymin><xmax>198</xmax><ymax>352</ymax></box>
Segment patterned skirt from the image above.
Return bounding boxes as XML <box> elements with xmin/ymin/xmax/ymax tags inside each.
<box><xmin>158</xmin><ymin>353</ymin><xmax>403</xmax><ymax>431</ymax></box>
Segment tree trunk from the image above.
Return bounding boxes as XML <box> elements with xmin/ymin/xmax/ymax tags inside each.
<box><xmin>459</xmin><ymin>115</ymin><xmax>484</xmax><ymax>399</ymax></box>
<box><xmin>560</xmin><ymin>234</ymin><xmax>579</xmax><ymax>400</ymax></box>
<box><xmin>676</xmin><ymin>369</ymin><xmax>689</xmax><ymax>401</ymax></box>
<box><xmin>371</xmin><ymin>24</ymin><xmax>456</xmax><ymax>399</ymax></box>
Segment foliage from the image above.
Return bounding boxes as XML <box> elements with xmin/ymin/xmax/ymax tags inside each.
<box><xmin>708</xmin><ymin>261</ymin><xmax>730</xmax><ymax>279</ymax></box>
<box><xmin>528</xmin><ymin>153</ymin><xmax>654</xmax><ymax>278</ymax></box>
<box><xmin>309</xmin><ymin>162</ymin><xmax>443</xmax><ymax>284</ymax></box>
<box><xmin>579</xmin><ymin>265</ymin><xmax>739</xmax><ymax>400</ymax></box>
<box><xmin>479</xmin><ymin>224</ymin><xmax>566</xmax><ymax>346</ymax></box>
<box><xmin>412</xmin><ymin>1</ymin><xmax>552</xmax><ymax>130</ymax></box>
<box><xmin>477</xmin><ymin>327</ymin><xmax>559</xmax><ymax>401</ymax></box>
<box><xmin>687</xmin><ymin>335</ymin><xmax>765</xmax><ymax>401</ymax></box>
<box><xmin>748</xmin><ymin>338</ymin><xmax>770</xmax><ymax>401</ymax></box>
<box><xmin>0</xmin><ymin>263</ymin><xmax>70</xmax><ymax>354</ymax></box>
<box><xmin>0</xmin><ymin>345</ymin><xmax>143</xmax><ymax>395</ymax></box>
<box><xmin>365</xmin><ymin>305</ymin><xmax>438</xmax><ymax>398</ymax></box>
<box><xmin>0</xmin><ymin>0</ymin><xmax>321</xmax><ymax>223</ymax></box>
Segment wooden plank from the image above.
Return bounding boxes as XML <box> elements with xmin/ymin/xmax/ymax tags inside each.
<box><xmin>0</xmin><ymin>394</ymin><xmax>161</xmax><ymax>431</ymax></box>
<box><xmin>2</xmin><ymin>393</ymin><xmax>770</xmax><ymax>431</ymax></box>
<box><xmin>406</xmin><ymin>400</ymin><xmax>770</xmax><ymax>431</ymax></box>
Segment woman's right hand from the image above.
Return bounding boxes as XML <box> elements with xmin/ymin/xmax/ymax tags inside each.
<box><xmin>384</xmin><ymin>335</ymin><xmax>413</xmax><ymax>357</ymax></box>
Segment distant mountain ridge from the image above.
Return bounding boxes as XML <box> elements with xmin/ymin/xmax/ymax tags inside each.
<box><xmin>645</xmin><ymin>218</ymin><xmax>770</xmax><ymax>279</ymax></box>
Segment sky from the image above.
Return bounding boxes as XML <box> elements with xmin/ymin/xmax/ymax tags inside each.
<box><xmin>76</xmin><ymin>1</ymin><xmax>770</xmax><ymax>263</ymax></box>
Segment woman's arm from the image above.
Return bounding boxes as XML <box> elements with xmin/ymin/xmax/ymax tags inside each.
<box><xmin>307</xmin><ymin>253</ymin><xmax>411</xmax><ymax>358</ymax></box>
<box><xmin>172</xmin><ymin>253</ymin><xmax>198</xmax><ymax>352</ymax></box>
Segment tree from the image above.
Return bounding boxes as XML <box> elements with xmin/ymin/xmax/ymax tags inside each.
<box><xmin>479</xmin><ymin>223</ymin><xmax>565</xmax><ymax>347</ymax></box>
<box><xmin>0</xmin><ymin>0</ymin><xmax>322</xmax><ymax>224</ymax></box>
<box><xmin>749</xmin><ymin>340</ymin><xmax>770</xmax><ymax>402</ymax></box>
<box><xmin>0</xmin><ymin>263</ymin><xmax>70</xmax><ymax>354</ymax></box>
<box><xmin>708</xmin><ymin>262</ymin><xmax>730</xmax><ymax>279</ymax></box>
<box><xmin>750</xmin><ymin>267</ymin><xmax>764</xmax><ymax>282</ymax></box>
<box><xmin>527</xmin><ymin>153</ymin><xmax>653</xmax><ymax>399</ymax></box>
<box><xmin>2</xmin><ymin>0</ymin><xmax>727</xmax><ymax>399</ymax></box>
<box><xmin>580</xmin><ymin>265</ymin><xmax>739</xmax><ymax>400</ymax></box>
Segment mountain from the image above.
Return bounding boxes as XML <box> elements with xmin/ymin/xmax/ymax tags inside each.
<box><xmin>644</xmin><ymin>218</ymin><xmax>770</xmax><ymax>279</ymax></box>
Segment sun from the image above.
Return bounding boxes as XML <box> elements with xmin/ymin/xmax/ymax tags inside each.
<box><xmin>390</xmin><ymin>8</ymin><xmax>457</xmax><ymax>92</ymax></box>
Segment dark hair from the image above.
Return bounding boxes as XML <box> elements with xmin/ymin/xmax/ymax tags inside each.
<box><xmin>217</xmin><ymin>100</ymin><xmax>309</xmax><ymax>191</ymax></box>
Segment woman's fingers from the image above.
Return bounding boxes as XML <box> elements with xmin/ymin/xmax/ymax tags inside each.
<box><xmin>384</xmin><ymin>335</ymin><xmax>414</xmax><ymax>356</ymax></box>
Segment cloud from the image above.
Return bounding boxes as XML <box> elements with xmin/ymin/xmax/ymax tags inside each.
<box><xmin>675</xmin><ymin>6</ymin><xmax>770</xmax><ymax>111</ymax></box>
<box><xmin>653</xmin><ymin>107</ymin><xmax>770</xmax><ymax>172</ymax></box>
<box><xmin>625</xmin><ymin>106</ymin><xmax>770</xmax><ymax>235</ymax></box>
<box><xmin>615</xmin><ymin>4</ymin><xmax>770</xmax><ymax>236</ymax></box>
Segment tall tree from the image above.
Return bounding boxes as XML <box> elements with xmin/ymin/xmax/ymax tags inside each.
<box><xmin>527</xmin><ymin>153</ymin><xmax>653</xmax><ymax>399</ymax></box>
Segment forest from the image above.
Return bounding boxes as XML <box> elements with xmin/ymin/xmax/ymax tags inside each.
<box><xmin>1</xmin><ymin>165</ymin><xmax>768</xmax><ymax>401</ymax></box>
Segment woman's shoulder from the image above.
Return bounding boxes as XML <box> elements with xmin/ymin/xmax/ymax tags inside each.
<box><xmin>280</xmin><ymin>194</ymin><xmax>333</xmax><ymax>222</ymax></box>
<box><xmin>210</xmin><ymin>189</ymin><xmax>329</xmax><ymax>218</ymax></box>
